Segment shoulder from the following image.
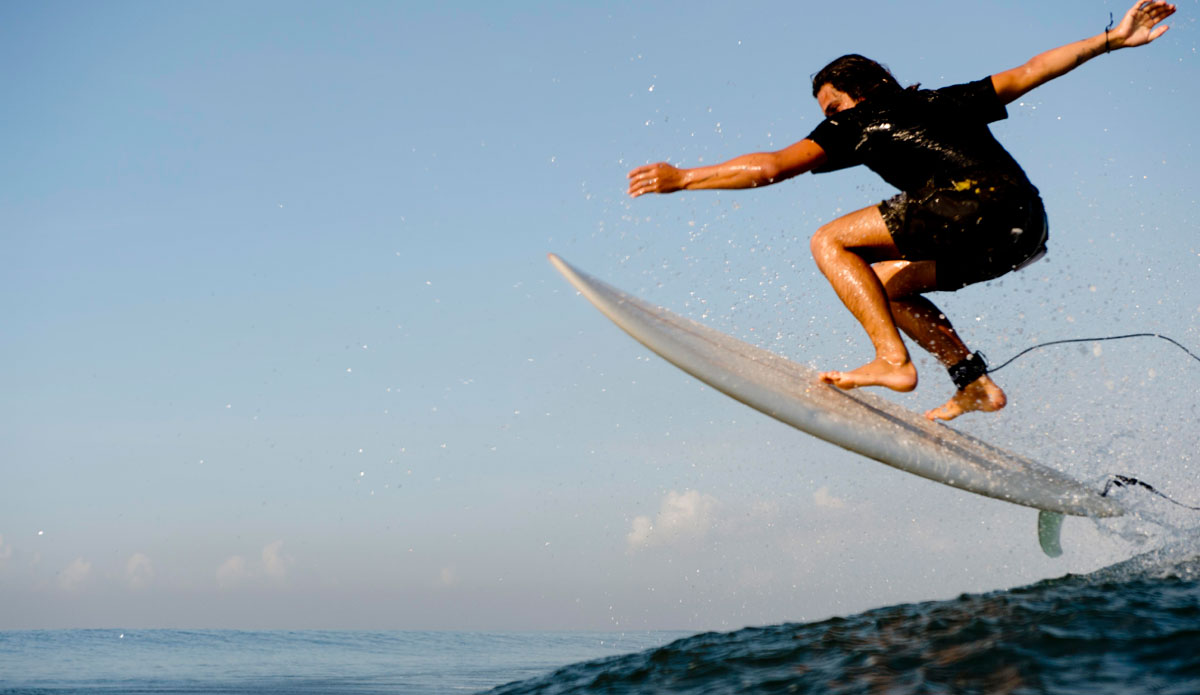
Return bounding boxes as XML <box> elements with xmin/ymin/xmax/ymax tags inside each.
<box><xmin>930</xmin><ymin>77</ymin><xmax>997</xmax><ymax>100</ymax></box>
<box><xmin>924</xmin><ymin>77</ymin><xmax>1004</xmax><ymax>108</ymax></box>
<box><xmin>806</xmin><ymin>107</ymin><xmax>871</xmax><ymax>152</ymax></box>
<box><xmin>805</xmin><ymin>115</ymin><xmax>863</xmax><ymax>173</ymax></box>
<box><xmin>926</xmin><ymin>77</ymin><xmax>1007</xmax><ymax>123</ymax></box>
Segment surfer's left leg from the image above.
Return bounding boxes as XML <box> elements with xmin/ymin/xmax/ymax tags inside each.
<box><xmin>890</xmin><ymin>296</ymin><xmax>1007</xmax><ymax>421</ymax></box>
<box><xmin>872</xmin><ymin>261</ymin><xmax>1006</xmax><ymax>420</ymax></box>
<box><xmin>810</xmin><ymin>206</ymin><xmax>917</xmax><ymax>392</ymax></box>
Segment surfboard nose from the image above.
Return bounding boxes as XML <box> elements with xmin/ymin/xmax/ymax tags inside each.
<box><xmin>547</xmin><ymin>253</ymin><xmax>570</xmax><ymax>276</ymax></box>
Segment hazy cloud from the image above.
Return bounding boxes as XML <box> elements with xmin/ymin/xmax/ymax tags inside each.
<box><xmin>627</xmin><ymin>516</ymin><xmax>654</xmax><ymax>548</ymax></box>
<box><xmin>217</xmin><ymin>541</ymin><xmax>291</xmax><ymax>588</ymax></box>
<box><xmin>812</xmin><ymin>486</ymin><xmax>847</xmax><ymax>509</ymax></box>
<box><xmin>58</xmin><ymin>557</ymin><xmax>93</xmax><ymax>592</ymax></box>
<box><xmin>125</xmin><ymin>553</ymin><xmax>154</xmax><ymax>589</ymax></box>
<box><xmin>216</xmin><ymin>555</ymin><xmax>248</xmax><ymax>588</ymax></box>
<box><xmin>0</xmin><ymin>534</ymin><xmax>12</xmax><ymax>562</ymax></box>
<box><xmin>262</xmin><ymin>541</ymin><xmax>290</xmax><ymax>579</ymax></box>
<box><xmin>627</xmin><ymin>489</ymin><xmax>719</xmax><ymax>550</ymax></box>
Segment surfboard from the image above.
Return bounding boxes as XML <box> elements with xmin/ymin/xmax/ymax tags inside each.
<box><xmin>549</xmin><ymin>254</ymin><xmax>1127</xmax><ymax>556</ymax></box>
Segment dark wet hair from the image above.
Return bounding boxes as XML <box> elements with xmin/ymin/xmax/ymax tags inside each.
<box><xmin>811</xmin><ymin>54</ymin><xmax>906</xmax><ymax>101</ymax></box>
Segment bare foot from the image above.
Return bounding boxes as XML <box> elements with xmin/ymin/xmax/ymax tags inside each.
<box><xmin>925</xmin><ymin>375</ymin><xmax>1007</xmax><ymax>422</ymax></box>
<box><xmin>820</xmin><ymin>357</ymin><xmax>918</xmax><ymax>393</ymax></box>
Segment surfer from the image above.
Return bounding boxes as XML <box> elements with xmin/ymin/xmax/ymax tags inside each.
<box><xmin>627</xmin><ymin>0</ymin><xmax>1175</xmax><ymax>421</ymax></box>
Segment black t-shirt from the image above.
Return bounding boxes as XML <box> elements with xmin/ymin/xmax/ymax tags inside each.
<box><xmin>806</xmin><ymin>77</ymin><xmax>1031</xmax><ymax>193</ymax></box>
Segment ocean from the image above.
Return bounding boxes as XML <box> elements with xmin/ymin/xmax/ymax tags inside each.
<box><xmin>2</xmin><ymin>546</ymin><xmax>1197</xmax><ymax>694</ymax></box>
<box><xmin>0</xmin><ymin>630</ymin><xmax>684</xmax><ymax>694</ymax></box>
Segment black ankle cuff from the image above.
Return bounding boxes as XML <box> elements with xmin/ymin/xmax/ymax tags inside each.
<box><xmin>948</xmin><ymin>352</ymin><xmax>988</xmax><ymax>390</ymax></box>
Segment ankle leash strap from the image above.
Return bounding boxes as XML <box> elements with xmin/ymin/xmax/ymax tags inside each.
<box><xmin>948</xmin><ymin>352</ymin><xmax>988</xmax><ymax>390</ymax></box>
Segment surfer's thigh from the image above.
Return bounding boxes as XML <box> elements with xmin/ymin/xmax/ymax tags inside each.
<box><xmin>810</xmin><ymin>205</ymin><xmax>902</xmax><ymax>264</ymax></box>
<box><xmin>872</xmin><ymin>260</ymin><xmax>938</xmax><ymax>300</ymax></box>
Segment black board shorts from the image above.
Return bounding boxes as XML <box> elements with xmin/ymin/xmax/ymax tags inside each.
<box><xmin>878</xmin><ymin>174</ymin><xmax>1048</xmax><ymax>291</ymax></box>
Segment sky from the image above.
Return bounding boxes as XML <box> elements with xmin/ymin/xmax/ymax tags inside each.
<box><xmin>2</xmin><ymin>0</ymin><xmax>1198</xmax><ymax>631</ymax></box>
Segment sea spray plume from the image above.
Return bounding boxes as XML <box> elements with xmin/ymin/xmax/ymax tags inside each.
<box><xmin>1095</xmin><ymin>473</ymin><xmax>1200</xmax><ymax>558</ymax></box>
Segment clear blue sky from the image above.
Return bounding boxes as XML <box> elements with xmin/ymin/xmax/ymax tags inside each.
<box><xmin>2</xmin><ymin>0</ymin><xmax>1197</xmax><ymax>630</ymax></box>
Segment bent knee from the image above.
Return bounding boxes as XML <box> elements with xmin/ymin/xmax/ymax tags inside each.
<box><xmin>809</xmin><ymin>223</ymin><xmax>842</xmax><ymax>259</ymax></box>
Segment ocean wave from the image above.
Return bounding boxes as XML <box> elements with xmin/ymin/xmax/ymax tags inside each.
<box><xmin>489</xmin><ymin>553</ymin><xmax>1200</xmax><ymax>694</ymax></box>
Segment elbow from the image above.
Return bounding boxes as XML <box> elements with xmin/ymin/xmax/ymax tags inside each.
<box><xmin>756</xmin><ymin>151</ymin><xmax>796</xmax><ymax>185</ymax></box>
<box><xmin>757</xmin><ymin>161</ymin><xmax>783</xmax><ymax>186</ymax></box>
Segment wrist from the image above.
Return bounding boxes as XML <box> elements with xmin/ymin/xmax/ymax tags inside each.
<box><xmin>1102</xmin><ymin>13</ymin><xmax>1128</xmax><ymax>53</ymax></box>
<box><xmin>680</xmin><ymin>166</ymin><xmax>704</xmax><ymax>190</ymax></box>
<box><xmin>1104</xmin><ymin>32</ymin><xmax>1121</xmax><ymax>53</ymax></box>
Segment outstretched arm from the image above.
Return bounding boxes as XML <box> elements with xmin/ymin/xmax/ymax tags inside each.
<box><xmin>991</xmin><ymin>0</ymin><xmax>1175</xmax><ymax>104</ymax></box>
<box><xmin>627</xmin><ymin>139</ymin><xmax>827</xmax><ymax>198</ymax></box>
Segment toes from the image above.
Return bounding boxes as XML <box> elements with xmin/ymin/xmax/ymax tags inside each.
<box><xmin>925</xmin><ymin>402</ymin><xmax>963</xmax><ymax>422</ymax></box>
<box><xmin>820</xmin><ymin>371</ymin><xmax>852</xmax><ymax>389</ymax></box>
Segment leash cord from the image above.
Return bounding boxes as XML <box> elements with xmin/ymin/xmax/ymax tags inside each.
<box><xmin>986</xmin><ymin>332</ymin><xmax>1200</xmax><ymax>375</ymax></box>
<box><xmin>1100</xmin><ymin>474</ymin><xmax>1200</xmax><ymax>511</ymax></box>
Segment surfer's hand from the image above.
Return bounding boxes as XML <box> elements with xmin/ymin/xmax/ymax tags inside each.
<box><xmin>628</xmin><ymin>162</ymin><xmax>685</xmax><ymax>197</ymax></box>
<box><xmin>1110</xmin><ymin>0</ymin><xmax>1174</xmax><ymax>50</ymax></box>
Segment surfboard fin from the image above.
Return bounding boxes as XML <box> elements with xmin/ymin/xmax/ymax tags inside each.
<box><xmin>1037</xmin><ymin>510</ymin><xmax>1064</xmax><ymax>558</ymax></box>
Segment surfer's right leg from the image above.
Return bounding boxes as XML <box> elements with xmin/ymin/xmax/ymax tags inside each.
<box><xmin>809</xmin><ymin>205</ymin><xmax>917</xmax><ymax>392</ymax></box>
<box><xmin>872</xmin><ymin>261</ymin><xmax>1006</xmax><ymax>421</ymax></box>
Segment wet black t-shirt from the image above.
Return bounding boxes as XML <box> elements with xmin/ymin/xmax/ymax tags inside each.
<box><xmin>806</xmin><ymin>77</ymin><xmax>1031</xmax><ymax>192</ymax></box>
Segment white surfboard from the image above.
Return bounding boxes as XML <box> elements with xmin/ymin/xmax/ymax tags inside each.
<box><xmin>549</xmin><ymin>254</ymin><xmax>1126</xmax><ymax>556</ymax></box>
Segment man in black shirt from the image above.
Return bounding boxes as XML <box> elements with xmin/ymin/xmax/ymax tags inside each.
<box><xmin>627</xmin><ymin>0</ymin><xmax>1174</xmax><ymax>421</ymax></box>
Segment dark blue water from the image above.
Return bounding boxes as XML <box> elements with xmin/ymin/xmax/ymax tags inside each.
<box><xmin>491</xmin><ymin>547</ymin><xmax>1200</xmax><ymax>695</ymax></box>
<box><xmin>3</xmin><ymin>548</ymin><xmax>1197</xmax><ymax>695</ymax></box>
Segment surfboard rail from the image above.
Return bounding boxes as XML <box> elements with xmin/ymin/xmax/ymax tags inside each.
<box><xmin>549</xmin><ymin>253</ymin><xmax>1125</xmax><ymax>525</ymax></box>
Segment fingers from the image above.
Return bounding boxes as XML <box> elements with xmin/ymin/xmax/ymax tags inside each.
<box><xmin>626</xmin><ymin>163</ymin><xmax>658</xmax><ymax>179</ymax></box>
<box><xmin>1139</xmin><ymin>1</ymin><xmax>1175</xmax><ymax>43</ymax></box>
<box><xmin>1145</xmin><ymin>1</ymin><xmax>1175</xmax><ymax>27</ymax></box>
<box><xmin>627</xmin><ymin>165</ymin><xmax>654</xmax><ymax>198</ymax></box>
<box><xmin>627</xmin><ymin>169</ymin><xmax>655</xmax><ymax>198</ymax></box>
<box><xmin>626</xmin><ymin>162</ymin><xmax>675</xmax><ymax>197</ymax></box>
<box><xmin>1125</xmin><ymin>0</ymin><xmax>1173</xmax><ymax>24</ymax></box>
<box><xmin>1134</xmin><ymin>0</ymin><xmax>1175</xmax><ymax>27</ymax></box>
<box><xmin>1118</xmin><ymin>0</ymin><xmax>1174</xmax><ymax>47</ymax></box>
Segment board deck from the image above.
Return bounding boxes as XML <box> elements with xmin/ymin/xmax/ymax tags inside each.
<box><xmin>550</xmin><ymin>253</ymin><xmax>1125</xmax><ymax>520</ymax></box>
